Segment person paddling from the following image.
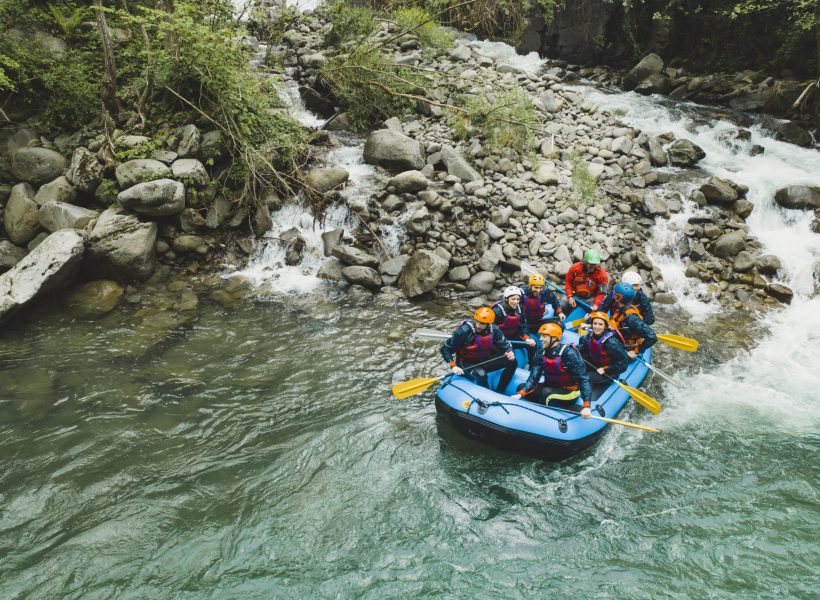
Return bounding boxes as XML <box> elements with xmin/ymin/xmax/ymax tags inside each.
<box><xmin>599</xmin><ymin>271</ymin><xmax>655</xmax><ymax>325</ymax></box>
<box><xmin>440</xmin><ymin>307</ymin><xmax>518</xmax><ymax>394</ymax></box>
<box><xmin>511</xmin><ymin>323</ymin><xmax>594</xmax><ymax>419</ymax></box>
<box><xmin>610</xmin><ymin>283</ymin><xmax>657</xmax><ymax>360</ymax></box>
<box><xmin>493</xmin><ymin>286</ymin><xmax>537</xmax><ymax>364</ymax></box>
<box><xmin>562</xmin><ymin>249</ymin><xmax>609</xmax><ymax>313</ymax></box>
<box><xmin>520</xmin><ymin>272</ymin><xmax>564</xmax><ymax>334</ymax></box>
<box><xmin>578</xmin><ymin>312</ymin><xmax>630</xmax><ymax>384</ymax></box>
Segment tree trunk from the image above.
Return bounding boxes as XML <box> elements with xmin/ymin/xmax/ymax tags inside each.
<box><xmin>95</xmin><ymin>0</ymin><xmax>120</xmax><ymax>118</ymax></box>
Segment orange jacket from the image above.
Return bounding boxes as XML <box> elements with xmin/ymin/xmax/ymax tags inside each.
<box><xmin>564</xmin><ymin>262</ymin><xmax>609</xmax><ymax>306</ymax></box>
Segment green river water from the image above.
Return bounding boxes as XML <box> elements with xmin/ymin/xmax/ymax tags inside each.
<box><xmin>0</xmin><ymin>287</ymin><xmax>816</xmax><ymax>599</ymax></box>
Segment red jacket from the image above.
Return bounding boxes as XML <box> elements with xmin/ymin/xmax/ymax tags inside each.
<box><xmin>564</xmin><ymin>262</ymin><xmax>609</xmax><ymax>307</ymax></box>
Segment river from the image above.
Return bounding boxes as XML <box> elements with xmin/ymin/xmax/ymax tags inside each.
<box><xmin>1</xmin><ymin>23</ymin><xmax>819</xmax><ymax>600</ymax></box>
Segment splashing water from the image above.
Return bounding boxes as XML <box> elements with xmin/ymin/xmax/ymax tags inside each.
<box><xmin>279</xmin><ymin>82</ymin><xmax>327</xmax><ymax>129</ymax></box>
<box><xmin>469</xmin><ymin>40</ymin><xmax>547</xmax><ymax>75</ymax></box>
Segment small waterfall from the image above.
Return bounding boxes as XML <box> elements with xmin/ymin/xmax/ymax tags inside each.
<box><xmin>469</xmin><ymin>40</ymin><xmax>547</xmax><ymax>75</ymax></box>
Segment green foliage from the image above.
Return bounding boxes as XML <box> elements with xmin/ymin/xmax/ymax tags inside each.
<box><xmin>324</xmin><ymin>0</ymin><xmax>377</xmax><ymax>47</ymax></box>
<box><xmin>0</xmin><ymin>52</ymin><xmax>19</xmax><ymax>91</ymax></box>
<box><xmin>321</xmin><ymin>46</ymin><xmax>421</xmax><ymax>130</ymax></box>
<box><xmin>48</xmin><ymin>2</ymin><xmax>90</xmax><ymax>38</ymax></box>
<box><xmin>392</xmin><ymin>7</ymin><xmax>455</xmax><ymax>49</ymax></box>
<box><xmin>570</xmin><ymin>149</ymin><xmax>597</xmax><ymax>204</ymax></box>
<box><xmin>450</xmin><ymin>89</ymin><xmax>539</xmax><ymax>153</ymax></box>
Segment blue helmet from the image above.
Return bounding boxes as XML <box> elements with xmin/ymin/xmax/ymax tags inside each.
<box><xmin>613</xmin><ymin>282</ymin><xmax>636</xmax><ymax>304</ymax></box>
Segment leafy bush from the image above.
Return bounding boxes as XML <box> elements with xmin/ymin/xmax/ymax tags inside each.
<box><xmin>324</xmin><ymin>0</ymin><xmax>377</xmax><ymax>47</ymax></box>
<box><xmin>449</xmin><ymin>89</ymin><xmax>539</xmax><ymax>153</ymax></box>
<box><xmin>321</xmin><ymin>46</ymin><xmax>422</xmax><ymax>130</ymax></box>
<box><xmin>392</xmin><ymin>6</ymin><xmax>454</xmax><ymax>49</ymax></box>
<box><xmin>571</xmin><ymin>149</ymin><xmax>597</xmax><ymax>204</ymax></box>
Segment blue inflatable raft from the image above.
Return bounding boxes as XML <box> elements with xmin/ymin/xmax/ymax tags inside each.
<box><xmin>434</xmin><ymin>308</ymin><xmax>652</xmax><ymax>461</ymax></box>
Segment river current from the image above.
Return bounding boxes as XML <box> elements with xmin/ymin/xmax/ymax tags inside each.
<box><xmin>2</xmin><ymin>17</ymin><xmax>819</xmax><ymax>600</ymax></box>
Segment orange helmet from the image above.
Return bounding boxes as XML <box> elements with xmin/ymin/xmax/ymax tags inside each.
<box><xmin>538</xmin><ymin>323</ymin><xmax>563</xmax><ymax>339</ymax></box>
<box><xmin>528</xmin><ymin>273</ymin><xmax>545</xmax><ymax>286</ymax></box>
<box><xmin>588</xmin><ymin>311</ymin><xmax>610</xmax><ymax>327</ymax></box>
<box><xmin>473</xmin><ymin>307</ymin><xmax>495</xmax><ymax>324</ymax></box>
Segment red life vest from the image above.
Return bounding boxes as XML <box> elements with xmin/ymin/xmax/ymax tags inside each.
<box><xmin>570</xmin><ymin>271</ymin><xmax>597</xmax><ymax>298</ymax></box>
<box><xmin>611</xmin><ymin>306</ymin><xmax>644</xmax><ymax>349</ymax></box>
<box><xmin>587</xmin><ymin>330</ymin><xmax>625</xmax><ymax>367</ymax></box>
<box><xmin>522</xmin><ymin>292</ymin><xmax>545</xmax><ymax>323</ymax></box>
<box><xmin>493</xmin><ymin>301</ymin><xmax>523</xmax><ymax>339</ymax></box>
<box><xmin>541</xmin><ymin>345</ymin><xmax>578</xmax><ymax>389</ymax></box>
<box><xmin>458</xmin><ymin>321</ymin><xmax>495</xmax><ymax>362</ymax></box>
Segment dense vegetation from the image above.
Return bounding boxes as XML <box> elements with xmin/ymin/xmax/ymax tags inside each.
<box><xmin>0</xmin><ymin>0</ymin><xmax>308</xmax><ymax>203</ymax></box>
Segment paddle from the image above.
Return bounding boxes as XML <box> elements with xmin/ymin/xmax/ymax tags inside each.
<box><xmin>635</xmin><ymin>356</ymin><xmax>682</xmax><ymax>388</ymax></box>
<box><xmin>580</xmin><ymin>356</ymin><xmax>662</xmax><ymax>414</ymax></box>
<box><xmin>548</xmin><ymin>405</ymin><xmax>661</xmax><ymax>433</ymax></box>
<box><xmin>391</xmin><ymin>355</ymin><xmax>507</xmax><ymax>400</ymax></box>
<box><xmin>657</xmin><ymin>333</ymin><xmax>699</xmax><ymax>352</ymax></box>
<box><xmin>415</xmin><ymin>328</ymin><xmax>530</xmax><ymax>346</ymax></box>
<box><xmin>520</xmin><ymin>261</ymin><xmax>593</xmax><ymax>310</ymax></box>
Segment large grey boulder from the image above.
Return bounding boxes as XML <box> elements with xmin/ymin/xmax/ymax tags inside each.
<box><xmin>440</xmin><ymin>145</ymin><xmax>482</xmax><ymax>182</ymax></box>
<box><xmin>712</xmin><ymin>231</ymin><xmax>746</xmax><ymax>258</ymax></box>
<box><xmin>321</xmin><ymin>228</ymin><xmax>344</xmax><ymax>257</ymax></box>
<box><xmin>533</xmin><ymin>161</ymin><xmax>560</xmax><ymax>185</ymax></box>
<box><xmin>774</xmin><ymin>185</ymin><xmax>820</xmax><ymax>210</ymax></box>
<box><xmin>666</xmin><ymin>139</ymin><xmax>706</xmax><ymax>167</ymax></box>
<box><xmin>176</xmin><ymin>124</ymin><xmax>201</xmax><ymax>158</ymax></box>
<box><xmin>85</xmin><ymin>207</ymin><xmax>157</xmax><ymax>281</ymax></box>
<box><xmin>171</xmin><ymin>158</ymin><xmax>210</xmax><ymax>188</ymax></box>
<box><xmin>398</xmin><ymin>249</ymin><xmax>448</xmax><ymax>297</ymax></box>
<box><xmin>117</xmin><ymin>178</ymin><xmax>186</xmax><ymax>216</ymax></box>
<box><xmin>65</xmin><ymin>147</ymin><xmax>104</xmax><ymax>193</ymax></box>
<box><xmin>306</xmin><ymin>167</ymin><xmax>349</xmax><ymax>193</ymax></box>
<box><xmin>466</xmin><ymin>270</ymin><xmax>496</xmax><ymax>293</ymax></box>
<box><xmin>38</xmin><ymin>202</ymin><xmax>98</xmax><ymax>232</ymax></box>
<box><xmin>641</xmin><ymin>194</ymin><xmax>669</xmax><ymax>216</ymax></box>
<box><xmin>379</xmin><ymin>254</ymin><xmax>410</xmax><ymax>286</ymax></box>
<box><xmin>3</xmin><ymin>184</ymin><xmax>42</xmax><ymax>244</ymax></box>
<box><xmin>11</xmin><ymin>147</ymin><xmax>67</xmax><ymax>185</ymax></box>
<box><xmin>34</xmin><ymin>176</ymin><xmax>77</xmax><ymax>206</ymax></box>
<box><xmin>332</xmin><ymin>244</ymin><xmax>379</xmax><ymax>267</ymax></box>
<box><xmin>0</xmin><ymin>240</ymin><xmax>26</xmax><ymax>272</ymax></box>
<box><xmin>363</xmin><ymin>130</ymin><xmax>425</xmax><ymax>172</ymax></box>
<box><xmin>388</xmin><ymin>170</ymin><xmax>428</xmax><ymax>193</ymax></box>
<box><xmin>701</xmin><ymin>176</ymin><xmax>738</xmax><ymax>206</ymax></box>
<box><xmin>115</xmin><ymin>159</ymin><xmax>172</xmax><ymax>190</ymax></box>
<box><xmin>624</xmin><ymin>53</ymin><xmax>664</xmax><ymax>91</ymax></box>
<box><xmin>0</xmin><ymin>230</ymin><xmax>85</xmax><ymax>325</ymax></box>
<box><xmin>341</xmin><ymin>266</ymin><xmax>382</xmax><ymax>290</ymax></box>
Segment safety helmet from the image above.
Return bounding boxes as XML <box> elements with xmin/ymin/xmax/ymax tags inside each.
<box><xmin>473</xmin><ymin>307</ymin><xmax>495</xmax><ymax>324</ymax></box>
<box><xmin>588</xmin><ymin>311</ymin><xmax>610</xmax><ymax>327</ymax></box>
<box><xmin>613</xmin><ymin>282</ymin><xmax>636</xmax><ymax>303</ymax></box>
<box><xmin>621</xmin><ymin>271</ymin><xmax>643</xmax><ymax>286</ymax></box>
<box><xmin>503</xmin><ymin>285</ymin><xmax>522</xmax><ymax>299</ymax></box>
<box><xmin>528</xmin><ymin>273</ymin><xmax>545</xmax><ymax>286</ymax></box>
<box><xmin>538</xmin><ymin>322</ymin><xmax>563</xmax><ymax>339</ymax></box>
<box><xmin>583</xmin><ymin>249</ymin><xmax>601</xmax><ymax>265</ymax></box>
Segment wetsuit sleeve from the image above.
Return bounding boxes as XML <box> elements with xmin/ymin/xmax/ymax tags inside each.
<box><xmin>441</xmin><ymin>326</ymin><xmax>468</xmax><ymax>364</ymax></box>
<box><xmin>577</xmin><ymin>335</ymin><xmax>590</xmax><ymax>360</ymax></box>
<box><xmin>543</xmin><ymin>289</ymin><xmax>561</xmax><ymax>314</ymax></box>
<box><xmin>603</xmin><ymin>336</ymin><xmax>629</xmax><ymax>376</ymax></box>
<box><xmin>492</xmin><ymin>304</ymin><xmax>504</xmax><ymax>326</ymax></box>
<box><xmin>593</xmin><ymin>269</ymin><xmax>609</xmax><ymax>307</ymax></box>
<box><xmin>565</xmin><ymin>264</ymin><xmax>577</xmax><ymax>297</ymax></box>
<box><xmin>563</xmin><ymin>346</ymin><xmax>593</xmax><ymax>405</ymax></box>
<box><xmin>598</xmin><ymin>291</ymin><xmax>614</xmax><ymax>314</ymax></box>
<box><xmin>637</xmin><ymin>290</ymin><xmax>655</xmax><ymax>325</ymax></box>
<box><xmin>492</xmin><ymin>325</ymin><xmax>513</xmax><ymax>354</ymax></box>
<box><xmin>626</xmin><ymin>314</ymin><xmax>657</xmax><ymax>353</ymax></box>
<box><xmin>520</xmin><ymin>349</ymin><xmax>543</xmax><ymax>394</ymax></box>
<box><xmin>519</xmin><ymin>307</ymin><xmax>529</xmax><ymax>338</ymax></box>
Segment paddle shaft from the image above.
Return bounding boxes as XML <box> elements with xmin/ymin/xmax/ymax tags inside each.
<box><xmin>636</xmin><ymin>355</ymin><xmax>682</xmax><ymax>388</ymax></box>
<box><xmin>548</xmin><ymin>405</ymin><xmax>660</xmax><ymax>433</ymax></box>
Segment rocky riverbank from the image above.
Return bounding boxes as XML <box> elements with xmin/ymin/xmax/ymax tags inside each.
<box><xmin>1</xmin><ymin>2</ymin><xmax>815</xmax><ymax>329</ymax></box>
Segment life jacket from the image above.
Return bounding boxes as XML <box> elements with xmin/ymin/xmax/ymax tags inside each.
<box><xmin>569</xmin><ymin>269</ymin><xmax>598</xmax><ymax>298</ymax></box>
<box><xmin>457</xmin><ymin>321</ymin><xmax>495</xmax><ymax>362</ymax></box>
<box><xmin>587</xmin><ymin>330</ymin><xmax>625</xmax><ymax>367</ymax></box>
<box><xmin>492</xmin><ymin>301</ymin><xmax>523</xmax><ymax>339</ymax></box>
<box><xmin>541</xmin><ymin>345</ymin><xmax>578</xmax><ymax>390</ymax></box>
<box><xmin>611</xmin><ymin>306</ymin><xmax>644</xmax><ymax>349</ymax></box>
<box><xmin>522</xmin><ymin>291</ymin><xmax>545</xmax><ymax>323</ymax></box>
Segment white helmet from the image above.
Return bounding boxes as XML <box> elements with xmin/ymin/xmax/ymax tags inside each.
<box><xmin>621</xmin><ymin>271</ymin><xmax>643</xmax><ymax>286</ymax></box>
<box><xmin>503</xmin><ymin>285</ymin><xmax>522</xmax><ymax>299</ymax></box>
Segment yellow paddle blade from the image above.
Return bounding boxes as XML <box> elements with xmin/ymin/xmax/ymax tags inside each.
<box><xmin>391</xmin><ymin>376</ymin><xmax>442</xmax><ymax>400</ymax></box>
<box><xmin>567</xmin><ymin>316</ymin><xmax>587</xmax><ymax>328</ymax></box>
<box><xmin>616</xmin><ymin>381</ymin><xmax>662</xmax><ymax>414</ymax></box>
<box><xmin>658</xmin><ymin>333</ymin><xmax>699</xmax><ymax>352</ymax></box>
<box><xmin>592</xmin><ymin>415</ymin><xmax>661</xmax><ymax>433</ymax></box>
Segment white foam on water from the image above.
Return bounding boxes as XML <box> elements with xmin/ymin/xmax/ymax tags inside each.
<box><xmin>237</xmin><ymin>202</ymin><xmax>353</xmax><ymax>294</ymax></box>
<box><xmin>469</xmin><ymin>40</ymin><xmax>546</xmax><ymax>75</ymax></box>
<box><xmin>286</xmin><ymin>0</ymin><xmax>322</xmax><ymax>11</ymax></box>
